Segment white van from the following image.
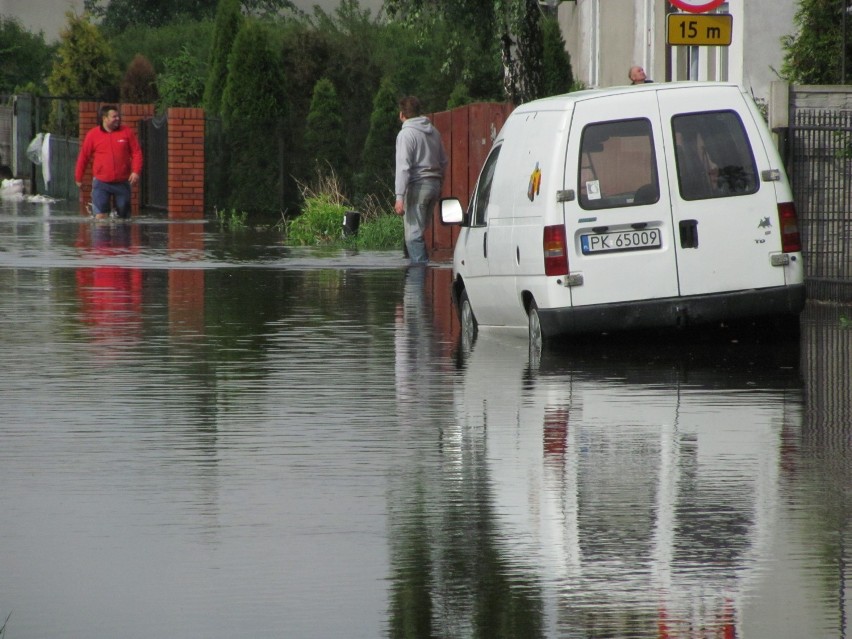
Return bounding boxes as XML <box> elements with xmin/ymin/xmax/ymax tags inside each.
<box><xmin>441</xmin><ymin>83</ymin><xmax>805</xmax><ymax>344</ymax></box>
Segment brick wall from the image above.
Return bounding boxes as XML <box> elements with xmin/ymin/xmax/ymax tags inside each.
<box><xmin>77</xmin><ymin>102</ymin><xmax>205</xmax><ymax>219</ymax></box>
<box><xmin>166</xmin><ymin>107</ymin><xmax>205</xmax><ymax>219</ymax></box>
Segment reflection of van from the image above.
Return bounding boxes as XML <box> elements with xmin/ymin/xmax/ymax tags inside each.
<box><xmin>449</xmin><ymin>333</ymin><xmax>803</xmax><ymax>637</ymax></box>
<box><xmin>441</xmin><ymin>83</ymin><xmax>805</xmax><ymax>344</ymax></box>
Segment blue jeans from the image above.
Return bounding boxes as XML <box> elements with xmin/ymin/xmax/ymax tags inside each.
<box><xmin>92</xmin><ymin>178</ymin><xmax>131</xmax><ymax>218</ymax></box>
<box><xmin>403</xmin><ymin>178</ymin><xmax>441</xmax><ymax>265</ymax></box>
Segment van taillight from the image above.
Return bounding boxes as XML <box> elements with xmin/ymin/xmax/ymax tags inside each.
<box><xmin>543</xmin><ymin>224</ymin><xmax>569</xmax><ymax>276</ymax></box>
<box><xmin>778</xmin><ymin>202</ymin><xmax>802</xmax><ymax>253</ymax></box>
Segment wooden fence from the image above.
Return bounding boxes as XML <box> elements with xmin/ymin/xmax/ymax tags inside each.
<box><xmin>427</xmin><ymin>102</ymin><xmax>515</xmax><ymax>255</ymax></box>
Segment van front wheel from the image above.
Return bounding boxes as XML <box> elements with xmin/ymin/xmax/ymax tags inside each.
<box><xmin>459</xmin><ymin>289</ymin><xmax>478</xmax><ymax>348</ymax></box>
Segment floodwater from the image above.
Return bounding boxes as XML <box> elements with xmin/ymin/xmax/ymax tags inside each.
<box><xmin>0</xmin><ymin>198</ymin><xmax>850</xmax><ymax>639</ymax></box>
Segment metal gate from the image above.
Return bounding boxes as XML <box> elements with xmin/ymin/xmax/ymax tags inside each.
<box><xmin>139</xmin><ymin>114</ymin><xmax>168</xmax><ymax>210</ymax></box>
<box><xmin>790</xmin><ymin>109</ymin><xmax>852</xmax><ymax>300</ymax></box>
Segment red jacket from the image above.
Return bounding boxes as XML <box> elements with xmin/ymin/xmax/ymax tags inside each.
<box><xmin>75</xmin><ymin>124</ymin><xmax>143</xmax><ymax>184</ymax></box>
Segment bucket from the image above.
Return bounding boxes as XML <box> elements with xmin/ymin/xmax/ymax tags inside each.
<box><xmin>343</xmin><ymin>210</ymin><xmax>361</xmax><ymax>236</ymax></box>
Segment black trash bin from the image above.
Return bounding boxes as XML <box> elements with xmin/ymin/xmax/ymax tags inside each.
<box><xmin>343</xmin><ymin>210</ymin><xmax>361</xmax><ymax>237</ymax></box>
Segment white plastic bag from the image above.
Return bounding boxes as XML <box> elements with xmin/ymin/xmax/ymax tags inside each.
<box><xmin>0</xmin><ymin>178</ymin><xmax>25</xmax><ymax>200</ymax></box>
<box><xmin>26</xmin><ymin>133</ymin><xmax>44</xmax><ymax>165</ymax></box>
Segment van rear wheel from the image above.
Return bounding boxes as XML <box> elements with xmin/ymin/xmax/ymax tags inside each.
<box><xmin>528</xmin><ymin>300</ymin><xmax>544</xmax><ymax>355</ymax></box>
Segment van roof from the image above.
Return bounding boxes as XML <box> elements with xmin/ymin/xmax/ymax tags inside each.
<box><xmin>513</xmin><ymin>81</ymin><xmax>746</xmax><ymax>113</ymax></box>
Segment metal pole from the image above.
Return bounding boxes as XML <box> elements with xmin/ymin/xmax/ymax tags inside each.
<box><xmin>843</xmin><ymin>0</ymin><xmax>847</xmax><ymax>83</ymax></box>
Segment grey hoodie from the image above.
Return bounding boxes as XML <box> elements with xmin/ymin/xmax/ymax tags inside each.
<box><xmin>395</xmin><ymin>116</ymin><xmax>448</xmax><ymax>202</ymax></box>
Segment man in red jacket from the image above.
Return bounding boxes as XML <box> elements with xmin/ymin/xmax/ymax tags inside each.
<box><xmin>75</xmin><ymin>104</ymin><xmax>143</xmax><ymax>220</ymax></box>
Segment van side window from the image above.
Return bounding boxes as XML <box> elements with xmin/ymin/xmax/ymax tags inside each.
<box><xmin>672</xmin><ymin>111</ymin><xmax>758</xmax><ymax>200</ymax></box>
<box><xmin>578</xmin><ymin>118</ymin><xmax>658</xmax><ymax>210</ymax></box>
<box><xmin>469</xmin><ymin>146</ymin><xmax>501</xmax><ymax>227</ymax></box>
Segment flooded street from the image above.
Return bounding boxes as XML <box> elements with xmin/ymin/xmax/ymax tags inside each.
<box><xmin>0</xmin><ymin>199</ymin><xmax>850</xmax><ymax>638</ymax></box>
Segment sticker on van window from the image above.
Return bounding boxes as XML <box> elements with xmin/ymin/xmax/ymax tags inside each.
<box><xmin>527</xmin><ymin>162</ymin><xmax>542</xmax><ymax>202</ymax></box>
<box><xmin>586</xmin><ymin>180</ymin><xmax>601</xmax><ymax>200</ymax></box>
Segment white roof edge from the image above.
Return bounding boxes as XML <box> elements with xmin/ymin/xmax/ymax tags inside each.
<box><xmin>512</xmin><ymin>82</ymin><xmax>745</xmax><ymax>113</ymax></box>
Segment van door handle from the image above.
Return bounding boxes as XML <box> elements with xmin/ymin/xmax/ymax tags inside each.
<box><xmin>679</xmin><ymin>219</ymin><xmax>699</xmax><ymax>249</ymax></box>
<box><xmin>483</xmin><ymin>232</ymin><xmax>488</xmax><ymax>258</ymax></box>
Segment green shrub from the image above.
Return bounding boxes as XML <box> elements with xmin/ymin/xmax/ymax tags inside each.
<box><xmin>157</xmin><ymin>45</ymin><xmax>205</xmax><ymax>109</ymax></box>
<box><xmin>351</xmin><ymin>213</ymin><xmax>403</xmax><ymax>250</ymax></box>
<box><xmin>286</xmin><ymin>193</ymin><xmax>347</xmax><ymax>245</ymax></box>
<box><xmin>121</xmin><ymin>54</ymin><xmax>158</xmax><ymax>103</ymax></box>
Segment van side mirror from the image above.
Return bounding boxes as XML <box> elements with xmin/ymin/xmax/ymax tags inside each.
<box><xmin>440</xmin><ymin>197</ymin><xmax>464</xmax><ymax>225</ymax></box>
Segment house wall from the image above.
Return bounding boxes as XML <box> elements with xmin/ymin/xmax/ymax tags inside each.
<box><xmin>558</xmin><ymin>0</ymin><xmax>794</xmax><ymax>103</ymax></box>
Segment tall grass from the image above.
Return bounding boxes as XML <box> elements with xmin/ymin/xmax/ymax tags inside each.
<box><xmin>285</xmin><ymin>169</ymin><xmax>403</xmax><ymax>250</ymax></box>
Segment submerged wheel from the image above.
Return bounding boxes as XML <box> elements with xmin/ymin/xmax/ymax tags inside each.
<box><xmin>528</xmin><ymin>299</ymin><xmax>544</xmax><ymax>357</ymax></box>
<box><xmin>459</xmin><ymin>288</ymin><xmax>478</xmax><ymax>351</ymax></box>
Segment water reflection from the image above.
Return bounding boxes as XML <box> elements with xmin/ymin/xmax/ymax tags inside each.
<box><xmin>395</xmin><ymin>328</ymin><xmax>804</xmax><ymax>638</ymax></box>
<box><xmin>74</xmin><ymin>222</ymin><xmax>143</xmax><ymax>351</ymax></box>
<box><xmin>0</xmin><ymin>201</ymin><xmax>851</xmax><ymax>638</ymax></box>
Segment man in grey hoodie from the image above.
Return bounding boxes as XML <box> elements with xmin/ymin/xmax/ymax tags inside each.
<box><xmin>394</xmin><ymin>96</ymin><xmax>448</xmax><ymax>265</ymax></box>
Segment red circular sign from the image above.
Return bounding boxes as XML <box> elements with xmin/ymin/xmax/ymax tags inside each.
<box><xmin>668</xmin><ymin>0</ymin><xmax>725</xmax><ymax>13</ymax></box>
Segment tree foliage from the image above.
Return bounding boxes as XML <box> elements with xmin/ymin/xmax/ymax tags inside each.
<box><xmin>203</xmin><ymin>0</ymin><xmax>243</xmax><ymax>115</ymax></box>
<box><xmin>0</xmin><ymin>16</ymin><xmax>54</xmax><ymax>94</ymax></box>
<box><xmin>84</xmin><ymin>0</ymin><xmax>297</xmax><ymax>33</ymax></box>
<box><xmin>46</xmin><ymin>11</ymin><xmax>120</xmax><ymax>134</ymax></box>
<box><xmin>385</xmin><ymin>0</ymin><xmax>558</xmax><ymax>104</ymax></box>
<box><xmin>220</xmin><ymin>20</ymin><xmax>289</xmax><ymax>213</ymax></box>
<box><xmin>502</xmin><ymin>0</ymin><xmax>544</xmax><ymax>103</ymax></box>
<box><xmin>541</xmin><ymin>16</ymin><xmax>573</xmax><ymax>96</ymax></box>
<box><xmin>84</xmin><ymin>0</ymin><xmax>219</xmax><ymax>33</ymax></box>
<box><xmin>121</xmin><ymin>54</ymin><xmax>158</xmax><ymax>103</ymax></box>
<box><xmin>781</xmin><ymin>0</ymin><xmax>852</xmax><ymax>84</ymax></box>
<box><xmin>304</xmin><ymin>78</ymin><xmax>347</xmax><ymax>177</ymax></box>
<box><xmin>280</xmin><ymin>1</ymin><xmax>386</xmax><ymax>194</ymax></box>
<box><xmin>357</xmin><ymin>77</ymin><xmax>399</xmax><ymax>200</ymax></box>
<box><xmin>108</xmin><ymin>19</ymin><xmax>214</xmax><ymax>77</ymax></box>
<box><xmin>157</xmin><ymin>46</ymin><xmax>205</xmax><ymax>109</ymax></box>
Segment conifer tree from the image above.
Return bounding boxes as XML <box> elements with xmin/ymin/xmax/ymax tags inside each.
<box><xmin>203</xmin><ymin>0</ymin><xmax>243</xmax><ymax>116</ymax></box>
<box><xmin>541</xmin><ymin>16</ymin><xmax>573</xmax><ymax>96</ymax></box>
<box><xmin>220</xmin><ymin>20</ymin><xmax>288</xmax><ymax>214</ymax></box>
<box><xmin>304</xmin><ymin>78</ymin><xmax>346</xmax><ymax>180</ymax></box>
<box><xmin>356</xmin><ymin>77</ymin><xmax>399</xmax><ymax>200</ymax></box>
<box><xmin>46</xmin><ymin>11</ymin><xmax>120</xmax><ymax>135</ymax></box>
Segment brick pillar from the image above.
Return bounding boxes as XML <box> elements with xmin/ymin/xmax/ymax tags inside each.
<box><xmin>167</xmin><ymin>107</ymin><xmax>205</xmax><ymax>219</ymax></box>
<box><xmin>76</xmin><ymin>102</ymin><xmax>154</xmax><ymax>217</ymax></box>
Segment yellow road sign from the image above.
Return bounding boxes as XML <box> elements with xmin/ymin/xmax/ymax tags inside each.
<box><xmin>667</xmin><ymin>13</ymin><xmax>732</xmax><ymax>46</ymax></box>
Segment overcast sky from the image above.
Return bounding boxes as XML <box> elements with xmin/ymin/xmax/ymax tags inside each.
<box><xmin>0</xmin><ymin>0</ymin><xmax>383</xmax><ymax>42</ymax></box>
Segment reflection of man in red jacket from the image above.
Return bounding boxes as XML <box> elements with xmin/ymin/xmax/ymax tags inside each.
<box><xmin>75</xmin><ymin>104</ymin><xmax>143</xmax><ymax>220</ymax></box>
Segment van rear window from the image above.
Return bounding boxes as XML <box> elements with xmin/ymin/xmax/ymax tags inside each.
<box><xmin>578</xmin><ymin>118</ymin><xmax>659</xmax><ymax>210</ymax></box>
<box><xmin>672</xmin><ymin>111</ymin><xmax>758</xmax><ymax>200</ymax></box>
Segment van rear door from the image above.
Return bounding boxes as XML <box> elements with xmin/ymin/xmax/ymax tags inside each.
<box><xmin>656</xmin><ymin>86</ymin><xmax>787</xmax><ymax>296</ymax></box>
<box><xmin>564</xmin><ymin>92</ymin><xmax>679</xmax><ymax>307</ymax></box>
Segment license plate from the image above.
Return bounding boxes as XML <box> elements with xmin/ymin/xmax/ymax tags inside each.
<box><xmin>581</xmin><ymin>228</ymin><xmax>662</xmax><ymax>255</ymax></box>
